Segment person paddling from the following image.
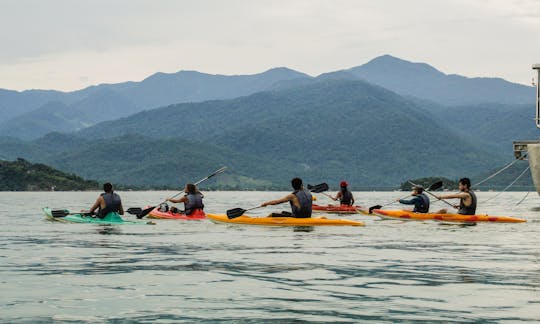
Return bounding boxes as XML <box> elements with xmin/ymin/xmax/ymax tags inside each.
<box><xmin>397</xmin><ymin>185</ymin><xmax>430</xmax><ymax>213</ymax></box>
<box><xmin>330</xmin><ymin>180</ymin><xmax>355</xmax><ymax>206</ymax></box>
<box><xmin>167</xmin><ymin>183</ymin><xmax>204</xmax><ymax>216</ymax></box>
<box><xmin>89</xmin><ymin>182</ymin><xmax>124</xmax><ymax>218</ymax></box>
<box><xmin>436</xmin><ymin>178</ymin><xmax>477</xmax><ymax>215</ymax></box>
<box><xmin>261</xmin><ymin>177</ymin><xmax>312</xmax><ymax>218</ymax></box>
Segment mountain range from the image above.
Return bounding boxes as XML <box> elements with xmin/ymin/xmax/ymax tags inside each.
<box><xmin>0</xmin><ymin>54</ymin><xmax>537</xmax><ymax>189</ymax></box>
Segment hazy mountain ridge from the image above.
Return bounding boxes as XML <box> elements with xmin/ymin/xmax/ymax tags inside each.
<box><xmin>0</xmin><ymin>79</ymin><xmax>509</xmax><ymax>189</ymax></box>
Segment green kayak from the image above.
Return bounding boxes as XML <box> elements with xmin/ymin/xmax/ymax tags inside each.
<box><xmin>43</xmin><ymin>207</ymin><xmax>155</xmax><ymax>225</ymax></box>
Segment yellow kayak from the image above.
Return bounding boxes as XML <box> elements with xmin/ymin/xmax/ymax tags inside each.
<box><xmin>373</xmin><ymin>209</ymin><xmax>526</xmax><ymax>223</ymax></box>
<box><xmin>207</xmin><ymin>213</ymin><xmax>364</xmax><ymax>226</ymax></box>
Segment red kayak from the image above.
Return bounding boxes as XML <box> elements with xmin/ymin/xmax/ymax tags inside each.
<box><xmin>147</xmin><ymin>207</ymin><xmax>206</xmax><ymax>220</ymax></box>
<box><xmin>312</xmin><ymin>203</ymin><xmax>368</xmax><ymax>214</ymax></box>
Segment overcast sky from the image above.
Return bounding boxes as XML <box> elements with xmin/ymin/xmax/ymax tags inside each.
<box><xmin>1</xmin><ymin>0</ymin><xmax>539</xmax><ymax>91</ymax></box>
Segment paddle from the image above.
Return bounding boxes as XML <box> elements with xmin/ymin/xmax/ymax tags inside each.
<box><xmin>136</xmin><ymin>166</ymin><xmax>227</xmax><ymax>218</ymax></box>
<box><xmin>368</xmin><ymin>180</ymin><xmax>444</xmax><ymax>214</ymax></box>
<box><xmin>50</xmin><ymin>209</ymin><xmax>93</xmax><ymax>218</ymax></box>
<box><xmin>407</xmin><ymin>180</ymin><xmax>457</xmax><ymax>209</ymax></box>
<box><xmin>227</xmin><ymin>183</ymin><xmax>327</xmax><ymax>219</ymax></box>
<box><xmin>307</xmin><ymin>183</ymin><xmax>329</xmax><ymax>193</ymax></box>
<box><xmin>226</xmin><ymin>206</ymin><xmax>264</xmax><ymax>219</ymax></box>
<box><xmin>126</xmin><ymin>207</ymin><xmax>143</xmax><ymax>216</ymax></box>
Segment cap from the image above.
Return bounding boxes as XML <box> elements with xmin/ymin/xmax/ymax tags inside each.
<box><xmin>340</xmin><ymin>180</ymin><xmax>348</xmax><ymax>187</ymax></box>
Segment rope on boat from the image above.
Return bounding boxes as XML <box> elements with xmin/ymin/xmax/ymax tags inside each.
<box><xmin>482</xmin><ymin>165</ymin><xmax>531</xmax><ymax>203</ymax></box>
<box><xmin>516</xmin><ymin>191</ymin><xmax>531</xmax><ymax>206</ymax></box>
<box><xmin>473</xmin><ymin>157</ymin><xmax>525</xmax><ymax>188</ymax></box>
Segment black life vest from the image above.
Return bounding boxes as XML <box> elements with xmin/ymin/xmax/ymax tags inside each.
<box><xmin>289</xmin><ymin>189</ymin><xmax>312</xmax><ymax>218</ymax></box>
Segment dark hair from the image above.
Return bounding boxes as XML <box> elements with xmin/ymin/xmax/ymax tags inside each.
<box><xmin>291</xmin><ymin>177</ymin><xmax>303</xmax><ymax>190</ymax></box>
<box><xmin>459</xmin><ymin>178</ymin><xmax>471</xmax><ymax>189</ymax></box>
<box><xmin>412</xmin><ymin>185</ymin><xmax>424</xmax><ymax>193</ymax></box>
<box><xmin>103</xmin><ymin>182</ymin><xmax>113</xmax><ymax>193</ymax></box>
<box><xmin>186</xmin><ymin>183</ymin><xmax>197</xmax><ymax>194</ymax></box>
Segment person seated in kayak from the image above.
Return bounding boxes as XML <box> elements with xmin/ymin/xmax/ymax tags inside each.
<box><xmin>330</xmin><ymin>180</ymin><xmax>355</xmax><ymax>206</ymax></box>
<box><xmin>167</xmin><ymin>183</ymin><xmax>204</xmax><ymax>216</ymax></box>
<box><xmin>397</xmin><ymin>185</ymin><xmax>430</xmax><ymax>213</ymax></box>
<box><xmin>261</xmin><ymin>177</ymin><xmax>312</xmax><ymax>218</ymax></box>
<box><xmin>89</xmin><ymin>182</ymin><xmax>124</xmax><ymax>218</ymax></box>
<box><xmin>436</xmin><ymin>178</ymin><xmax>477</xmax><ymax>215</ymax></box>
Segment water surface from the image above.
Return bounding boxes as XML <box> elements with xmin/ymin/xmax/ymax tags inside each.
<box><xmin>1</xmin><ymin>191</ymin><xmax>539</xmax><ymax>322</ymax></box>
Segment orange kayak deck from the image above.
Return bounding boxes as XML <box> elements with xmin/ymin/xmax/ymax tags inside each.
<box><xmin>373</xmin><ymin>209</ymin><xmax>526</xmax><ymax>223</ymax></box>
<box><xmin>207</xmin><ymin>213</ymin><xmax>364</xmax><ymax>226</ymax></box>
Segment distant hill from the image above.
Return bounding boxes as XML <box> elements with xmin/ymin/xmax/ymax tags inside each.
<box><xmin>0</xmin><ymin>68</ymin><xmax>310</xmax><ymax>139</ymax></box>
<box><xmin>1</xmin><ymin>55</ymin><xmax>536</xmax><ymax>140</ymax></box>
<box><xmin>0</xmin><ymin>79</ymin><xmax>508</xmax><ymax>189</ymax></box>
<box><xmin>346</xmin><ymin>55</ymin><xmax>534</xmax><ymax>106</ymax></box>
<box><xmin>432</xmin><ymin>103</ymin><xmax>538</xmax><ymax>154</ymax></box>
<box><xmin>0</xmin><ymin>158</ymin><xmax>99</xmax><ymax>191</ymax></box>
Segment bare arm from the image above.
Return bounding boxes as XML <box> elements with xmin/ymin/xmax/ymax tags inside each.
<box><xmin>437</xmin><ymin>193</ymin><xmax>468</xmax><ymax>200</ymax></box>
<box><xmin>261</xmin><ymin>193</ymin><xmax>295</xmax><ymax>207</ymax></box>
<box><xmin>89</xmin><ymin>196</ymin><xmax>103</xmax><ymax>214</ymax></box>
<box><xmin>168</xmin><ymin>196</ymin><xmax>187</xmax><ymax>204</ymax></box>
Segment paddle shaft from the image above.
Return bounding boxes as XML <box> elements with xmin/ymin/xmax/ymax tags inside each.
<box><xmin>407</xmin><ymin>180</ymin><xmax>457</xmax><ymax>209</ymax></box>
<box><xmin>166</xmin><ymin>166</ymin><xmax>227</xmax><ymax>202</ymax></box>
<box><xmin>138</xmin><ymin>166</ymin><xmax>226</xmax><ymax>218</ymax></box>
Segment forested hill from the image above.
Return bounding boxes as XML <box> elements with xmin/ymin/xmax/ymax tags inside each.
<box><xmin>0</xmin><ymin>79</ymin><xmax>507</xmax><ymax>189</ymax></box>
<box><xmin>0</xmin><ymin>158</ymin><xmax>99</xmax><ymax>191</ymax></box>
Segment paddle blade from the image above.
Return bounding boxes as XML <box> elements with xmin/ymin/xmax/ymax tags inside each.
<box><xmin>368</xmin><ymin>205</ymin><xmax>382</xmax><ymax>214</ymax></box>
<box><xmin>126</xmin><ymin>207</ymin><xmax>143</xmax><ymax>216</ymax></box>
<box><xmin>137</xmin><ymin>206</ymin><xmax>156</xmax><ymax>219</ymax></box>
<box><xmin>307</xmin><ymin>183</ymin><xmax>329</xmax><ymax>193</ymax></box>
<box><xmin>226</xmin><ymin>208</ymin><xmax>246</xmax><ymax>219</ymax></box>
<box><xmin>50</xmin><ymin>209</ymin><xmax>69</xmax><ymax>217</ymax></box>
<box><xmin>428</xmin><ymin>181</ymin><xmax>443</xmax><ymax>191</ymax></box>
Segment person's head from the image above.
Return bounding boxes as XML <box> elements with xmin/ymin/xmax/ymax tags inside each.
<box><xmin>458</xmin><ymin>178</ymin><xmax>471</xmax><ymax>191</ymax></box>
<box><xmin>411</xmin><ymin>185</ymin><xmax>423</xmax><ymax>195</ymax></box>
<box><xmin>103</xmin><ymin>182</ymin><xmax>113</xmax><ymax>193</ymax></box>
<box><xmin>340</xmin><ymin>180</ymin><xmax>348</xmax><ymax>188</ymax></box>
<box><xmin>185</xmin><ymin>183</ymin><xmax>197</xmax><ymax>194</ymax></box>
<box><xmin>291</xmin><ymin>177</ymin><xmax>303</xmax><ymax>190</ymax></box>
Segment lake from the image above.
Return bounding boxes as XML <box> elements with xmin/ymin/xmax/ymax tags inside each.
<box><xmin>1</xmin><ymin>191</ymin><xmax>539</xmax><ymax>322</ymax></box>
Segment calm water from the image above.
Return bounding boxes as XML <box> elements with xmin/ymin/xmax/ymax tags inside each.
<box><xmin>1</xmin><ymin>191</ymin><xmax>539</xmax><ymax>322</ymax></box>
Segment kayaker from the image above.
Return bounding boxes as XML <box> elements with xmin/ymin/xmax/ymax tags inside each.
<box><xmin>89</xmin><ymin>182</ymin><xmax>124</xmax><ymax>218</ymax></box>
<box><xmin>436</xmin><ymin>178</ymin><xmax>477</xmax><ymax>215</ymax></box>
<box><xmin>331</xmin><ymin>180</ymin><xmax>355</xmax><ymax>206</ymax></box>
<box><xmin>397</xmin><ymin>185</ymin><xmax>430</xmax><ymax>213</ymax></box>
<box><xmin>167</xmin><ymin>183</ymin><xmax>204</xmax><ymax>216</ymax></box>
<box><xmin>261</xmin><ymin>177</ymin><xmax>312</xmax><ymax>218</ymax></box>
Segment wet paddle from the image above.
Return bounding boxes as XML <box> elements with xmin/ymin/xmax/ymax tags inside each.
<box><xmin>136</xmin><ymin>166</ymin><xmax>227</xmax><ymax>218</ymax></box>
<box><xmin>50</xmin><ymin>209</ymin><xmax>93</xmax><ymax>218</ymax></box>
<box><xmin>226</xmin><ymin>206</ymin><xmax>264</xmax><ymax>219</ymax></box>
<box><xmin>126</xmin><ymin>207</ymin><xmax>143</xmax><ymax>216</ymax></box>
<box><xmin>368</xmin><ymin>180</ymin><xmax>443</xmax><ymax>214</ymax></box>
<box><xmin>307</xmin><ymin>183</ymin><xmax>329</xmax><ymax>193</ymax></box>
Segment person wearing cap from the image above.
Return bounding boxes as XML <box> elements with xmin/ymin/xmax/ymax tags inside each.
<box><xmin>89</xmin><ymin>182</ymin><xmax>124</xmax><ymax>218</ymax></box>
<box><xmin>330</xmin><ymin>181</ymin><xmax>355</xmax><ymax>206</ymax></box>
<box><xmin>397</xmin><ymin>185</ymin><xmax>430</xmax><ymax>213</ymax></box>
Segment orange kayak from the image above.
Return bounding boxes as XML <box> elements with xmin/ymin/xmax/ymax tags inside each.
<box><xmin>312</xmin><ymin>203</ymin><xmax>368</xmax><ymax>214</ymax></box>
<box><xmin>373</xmin><ymin>209</ymin><xmax>526</xmax><ymax>223</ymax></box>
<box><xmin>207</xmin><ymin>213</ymin><xmax>364</xmax><ymax>226</ymax></box>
